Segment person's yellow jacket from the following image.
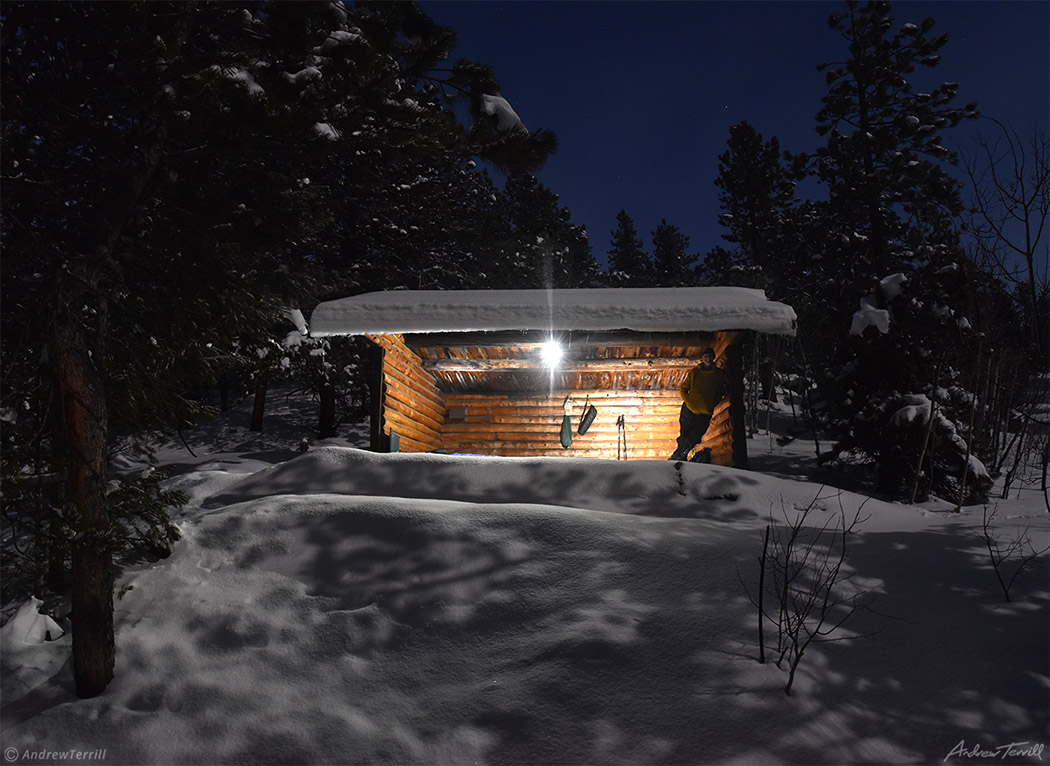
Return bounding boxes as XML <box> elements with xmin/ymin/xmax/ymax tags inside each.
<box><xmin>680</xmin><ymin>364</ymin><xmax>725</xmax><ymax>415</ymax></box>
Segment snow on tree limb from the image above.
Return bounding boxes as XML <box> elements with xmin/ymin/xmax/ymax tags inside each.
<box><xmin>480</xmin><ymin>94</ymin><xmax>527</xmax><ymax>132</ymax></box>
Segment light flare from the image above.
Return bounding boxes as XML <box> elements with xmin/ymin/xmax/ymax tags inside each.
<box><xmin>540</xmin><ymin>339</ymin><xmax>563</xmax><ymax>368</ymax></box>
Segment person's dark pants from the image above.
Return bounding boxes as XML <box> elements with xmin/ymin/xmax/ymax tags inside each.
<box><xmin>672</xmin><ymin>404</ymin><xmax>712</xmax><ymax>459</ymax></box>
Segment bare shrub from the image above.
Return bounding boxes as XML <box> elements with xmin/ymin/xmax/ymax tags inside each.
<box><xmin>979</xmin><ymin>504</ymin><xmax>1050</xmax><ymax>602</ymax></box>
<box><xmin>743</xmin><ymin>491</ymin><xmax>873</xmax><ymax>695</ymax></box>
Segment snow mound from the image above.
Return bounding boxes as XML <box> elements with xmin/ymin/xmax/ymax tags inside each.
<box><xmin>0</xmin><ymin>597</ymin><xmax>63</xmax><ymax>646</ymax></box>
<box><xmin>204</xmin><ymin>446</ymin><xmax>850</xmax><ymax>523</ymax></box>
<box><xmin>2</xmin><ymin>447</ymin><xmax>1046</xmax><ymax>765</ymax></box>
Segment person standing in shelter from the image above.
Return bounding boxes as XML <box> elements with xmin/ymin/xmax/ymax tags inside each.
<box><xmin>670</xmin><ymin>347</ymin><xmax>725</xmax><ymax>461</ymax></box>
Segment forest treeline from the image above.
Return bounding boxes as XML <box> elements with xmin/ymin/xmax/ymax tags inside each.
<box><xmin>1</xmin><ymin>1</ymin><xmax>1047</xmax><ymax>697</ymax></box>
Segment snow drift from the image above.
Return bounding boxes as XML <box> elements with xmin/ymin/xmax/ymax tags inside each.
<box><xmin>1</xmin><ymin>446</ymin><xmax>1046</xmax><ymax>765</ymax></box>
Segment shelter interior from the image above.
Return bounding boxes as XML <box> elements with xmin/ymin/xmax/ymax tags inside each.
<box><xmin>367</xmin><ymin>328</ymin><xmax>749</xmax><ymax>466</ymax></box>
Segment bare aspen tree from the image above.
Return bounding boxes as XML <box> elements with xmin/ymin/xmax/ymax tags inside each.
<box><xmin>962</xmin><ymin>122</ymin><xmax>1049</xmax><ymax>351</ymax></box>
<box><xmin>741</xmin><ymin>492</ymin><xmax>873</xmax><ymax>695</ymax></box>
<box><xmin>979</xmin><ymin>504</ymin><xmax>1050</xmax><ymax>602</ymax></box>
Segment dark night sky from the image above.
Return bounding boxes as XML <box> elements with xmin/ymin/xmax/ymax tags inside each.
<box><xmin>420</xmin><ymin>1</ymin><xmax>1049</xmax><ymax>268</ymax></box>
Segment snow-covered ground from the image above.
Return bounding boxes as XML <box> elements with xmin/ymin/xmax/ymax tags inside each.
<box><xmin>1</xmin><ymin>392</ymin><xmax>1047</xmax><ymax>765</ymax></box>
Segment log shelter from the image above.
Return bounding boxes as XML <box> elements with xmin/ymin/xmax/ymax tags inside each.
<box><xmin>309</xmin><ymin>287</ymin><xmax>796</xmax><ymax>467</ymax></box>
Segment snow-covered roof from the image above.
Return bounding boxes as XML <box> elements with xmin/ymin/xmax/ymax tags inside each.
<box><xmin>309</xmin><ymin>287</ymin><xmax>797</xmax><ymax>337</ymax></box>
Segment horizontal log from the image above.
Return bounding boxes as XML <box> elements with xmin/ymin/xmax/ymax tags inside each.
<box><xmin>384</xmin><ymin>363</ymin><xmax>440</xmax><ymax>405</ymax></box>
<box><xmin>383</xmin><ymin>389</ymin><xmax>442</xmax><ymax>424</ymax></box>
<box><xmin>385</xmin><ymin>379</ymin><xmax>444</xmax><ymax>422</ymax></box>
<box><xmin>381</xmin><ymin>345</ymin><xmax>445</xmax><ymax>396</ymax></box>
<box><xmin>384</xmin><ymin>397</ymin><xmax>443</xmax><ymax>438</ymax></box>
<box><xmin>444</xmin><ymin>430</ymin><xmax>673</xmax><ymax>443</ymax></box>
<box><xmin>442</xmin><ymin>393</ymin><xmax>683</xmax><ymax>405</ymax></box>
<box><xmin>378</xmin><ymin>412</ymin><xmax>437</xmax><ymax>452</ymax></box>
<box><xmin>448</xmin><ymin>401</ymin><xmax>682</xmax><ymax>411</ymax></box>
<box><xmin>447</xmin><ymin>416</ymin><xmax>673</xmax><ymax>425</ymax></box>
<box><xmin>438</xmin><ymin>383</ymin><xmax>688</xmax><ymax>396</ymax></box>
<box><xmin>443</xmin><ymin>436</ymin><xmax>677</xmax><ymax>450</ymax></box>
<box><xmin>445</xmin><ymin>409</ymin><xmax>681</xmax><ymax>423</ymax></box>
<box><xmin>393</xmin><ymin>433</ymin><xmax>440</xmax><ymax>454</ymax></box>
<box><xmin>384</xmin><ymin>405</ymin><xmax>439</xmax><ymax>437</ymax></box>
<box><xmin>367</xmin><ymin>332</ymin><xmax>747</xmax><ymax>466</ymax></box>
<box><xmin>386</xmin><ymin>345</ymin><xmax>438</xmax><ymax>378</ymax></box>
<box><xmin>382</xmin><ymin>363</ymin><xmax>445</xmax><ymax>415</ymax></box>
<box><xmin>433</xmin><ymin>375</ymin><xmax>685</xmax><ymax>392</ymax></box>
<box><xmin>383</xmin><ymin>358</ymin><xmax>442</xmax><ymax>395</ymax></box>
<box><xmin>443</xmin><ymin>421</ymin><xmax>680</xmax><ymax>435</ymax></box>
<box><xmin>383</xmin><ymin>390</ymin><xmax>437</xmax><ymax>418</ymax></box>
<box><xmin>442</xmin><ymin>423</ymin><xmax>679</xmax><ymax>438</ymax></box>
<box><xmin>403</xmin><ymin>330</ymin><xmax>720</xmax><ymax>350</ymax></box>
<box><xmin>384</xmin><ymin>415</ymin><xmax>441</xmax><ymax>451</ymax></box>
<box><xmin>446</xmin><ymin>424</ymin><xmax>678</xmax><ymax>438</ymax></box>
<box><xmin>446</xmin><ymin>387</ymin><xmax>684</xmax><ymax>397</ymax></box>
<box><xmin>376</xmin><ymin>334</ymin><xmax>443</xmax><ymax>379</ymax></box>
<box><xmin>442</xmin><ymin>400</ymin><xmax>681</xmax><ymax>409</ymax></box>
<box><xmin>701</xmin><ymin>417</ymin><xmax>734</xmax><ymax>440</ymax></box>
<box><xmin>423</xmin><ymin>356</ymin><xmax>700</xmax><ymax>373</ymax></box>
<box><xmin>441</xmin><ymin>422</ymin><xmax>678</xmax><ymax>437</ymax></box>
<box><xmin>700</xmin><ymin>432</ymin><xmax>733</xmax><ymax>451</ymax></box>
<box><xmin>449</xmin><ymin>431</ymin><xmax>679</xmax><ymax>442</ymax></box>
<box><xmin>385</xmin><ymin>399</ymin><xmax>443</xmax><ymax>439</ymax></box>
<box><xmin>442</xmin><ymin>443</ymin><xmax>675</xmax><ymax>458</ymax></box>
<box><xmin>442</xmin><ymin>437</ymin><xmax>677</xmax><ymax>451</ymax></box>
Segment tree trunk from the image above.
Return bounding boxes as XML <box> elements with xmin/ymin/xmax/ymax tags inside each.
<box><xmin>250</xmin><ymin>373</ymin><xmax>268</xmax><ymax>432</ymax></box>
<box><xmin>726</xmin><ymin>341</ymin><xmax>749</xmax><ymax>470</ymax></box>
<box><xmin>44</xmin><ymin>365</ymin><xmax>70</xmax><ymax>590</ymax></box>
<box><xmin>51</xmin><ymin>271</ymin><xmax>114</xmax><ymax>698</ymax></box>
<box><xmin>43</xmin><ymin>1</ymin><xmax>197</xmax><ymax>699</ymax></box>
<box><xmin>367</xmin><ymin>343</ymin><xmax>388</xmax><ymax>452</ymax></box>
<box><xmin>318</xmin><ymin>382</ymin><xmax>337</xmax><ymax>439</ymax></box>
<box><xmin>219</xmin><ymin>372</ymin><xmax>229</xmax><ymax>412</ymax></box>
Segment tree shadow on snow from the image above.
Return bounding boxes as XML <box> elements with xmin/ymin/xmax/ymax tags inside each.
<box><xmin>277</xmin><ymin>505</ymin><xmax>1047</xmax><ymax>765</ymax></box>
<box><xmin>202</xmin><ymin>447</ymin><xmax>763</xmax><ymax>525</ymax></box>
<box><xmin>186</xmin><ymin>450</ymin><xmax>1050</xmax><ymax>764</ymax></box>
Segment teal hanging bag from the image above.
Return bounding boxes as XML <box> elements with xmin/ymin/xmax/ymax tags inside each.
<box><xmin>560</xmin><ymin>395</ymin><xmax>573</xmax><ymax>449</ymax></box>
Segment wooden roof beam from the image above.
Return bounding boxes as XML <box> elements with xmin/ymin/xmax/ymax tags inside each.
<box><xmin>422</xmin><ymin>357</ymin><xmax>699</xmax><ymax>373</ymax></box>
<box><xmin>403</xmin><ymin>330</ymin><xmax>719</xmax><ymax>350</ymax></box>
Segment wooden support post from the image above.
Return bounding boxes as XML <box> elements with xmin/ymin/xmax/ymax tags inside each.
<box><xmin>727</xmin><ymin>339</ymin><xmax>749</xmax><ymax>470</ymax></box>
<box><xmin>367</xmin><ymin>341</ymin><xmax>389</xmax><ymax>453</ymax></box>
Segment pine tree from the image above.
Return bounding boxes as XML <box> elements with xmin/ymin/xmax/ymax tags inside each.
<box><xmin>697</xmin><ymin>246</ymin><xmax>744</xmax><ymax>287</ymax></box>
<box><xmin>501</xmin><ymin>174</ymin><xmax>598</xmax><ymax>288</ymax></box>
<box><xmin>346</xmin><ymin>150</ymin><xmax>512</xmax><ymax>291</ymax></box>
<box><xmin>834</xmin><ymin>263</ymin><xmax>989</xmax><ymax>500</ymax></box>
<box><xmin>713</xmin><ymin>121</ymin><xmax>797</xmax><ymax>282</ymax></box>
<box><xmin>0</xmin><ymin>0</ymin><xmax>557</xmax><ymax>697</ymax></box>
<box><xmin>814</xmin><ymin>0</ymin><xmax>978</xmax><ymax>297</ymax></box>
<box><xmin>808</xmin><ymin>1</ymin><xmax>983</xmax><ymax>499</ymax></box>
<box><xmin>651</xmin><ymin>220</ymin><xmax>695</xmax><ymax>287</ymax></box>
<box><xmin>607</xmin><ymin>210</ymin><xmax>652</xmax><ymax>287</ymax></box>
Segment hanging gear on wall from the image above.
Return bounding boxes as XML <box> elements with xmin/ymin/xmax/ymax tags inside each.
<box><xmin>560</xmin><ymin>395</ymin><xmax>573</xmax><ymax>449</ymax></box>
<box><xmin>577</xmin><ymin>395</ymin><xmax>598</xmax><ymax>436</ymax></box>
<box><xmin>616</xmin><ymin>415</ymin><xmax>627</xmax><ymax>460</ymax></box>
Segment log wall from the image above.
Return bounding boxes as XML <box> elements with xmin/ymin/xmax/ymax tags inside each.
<box><xmin>698</xmin><ymin>335</ymin><xmax>746</xmax><ymax>468</ymax></box>
<box><xmin>441</xmin><ymin>390</ymin><xmax>684</xmax><ymax>459</ymax></box>
<box><xmin>366</xmin><ymin>331</ymin><xmax>747</xmax><ymax>466</ymax></box>
<box><xmin>698</xmin><ymin>401</ymin><xmax>734</xmax><ymax>467</ymax></box>
<box><xmin>368</xmin><ymin>334</ymin><xmax>445</xmax><ymax>453</ymax></box>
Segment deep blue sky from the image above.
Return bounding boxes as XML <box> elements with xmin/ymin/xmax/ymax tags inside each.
<box><xmin>421</xmin><ymin>1</ymin><xmax>1049</xmax><ymax>267</ymax></box>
